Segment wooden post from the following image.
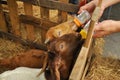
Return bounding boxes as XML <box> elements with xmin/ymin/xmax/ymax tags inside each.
<box><xmin>7</xmin><ymin>0</ymin><xmax>20</xmax><ymax>36</ymax></box>
<box><xmin>40</xmin><ymin>7</ymin><xmax>49</xmax><ymax>19</ymax></box>
<box><xmin>24</xmin><ymin>2</ymin><xmax>35</xmax><ymax>41</ymax></box>
<box><xmin>40</xmin><ymin>6</ymin><xmax>49</xmax><ymax>43</ymax></box>
<box><xmin>0</xmin><ymin>4</ymin><xmax>7</xmax><ymax>32</ymax></box>
<box><xmin>58</xmin><ymin>0</ymin><xmax>68</xmax><ymax>23</ymax></box>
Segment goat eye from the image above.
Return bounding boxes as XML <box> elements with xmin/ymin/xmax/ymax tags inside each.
<box><xmin>57</xmin><ymin>31</ymin><xmax>61</xmax><ymax>36</ymax></box>
<box><xmin>55</xmin><ymin>29</ymin><xmax>62</xmax><ymax>37</ymax></box>
<box><xmin>55</xmin><ymin>42</ymin><xmax>66</xmax><ymax>52</ymax></box>
<box><xmin>60</xmin><ymin>44</ymin><xmax>64</xmax><ymax>49</ymax></box>
<box><xmin>57</xmin><ymin>31</ymin><xmax>61</xmax><ymax>37</ymax></box>
<box><xmin>58</xmin><ymin>42</ymin><xmax>66</xmax><ymax>51</ymax></box>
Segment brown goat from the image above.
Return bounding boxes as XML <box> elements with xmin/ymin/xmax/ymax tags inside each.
<box><xmin>0</xmin><ymin>49</ymin><xmax>46</xmax><ymax>69</ymax></box>
<box><xmin>45</xmin><ymin>33</ymin><xmax>84</xmax><ymax>80</ymax></box>
<box><xmin>45</xmin><ymin>20</ymin><xmax>76</xmax><ymax>44</ymax></box>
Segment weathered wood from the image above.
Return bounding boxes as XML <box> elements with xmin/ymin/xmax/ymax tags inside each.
<box><xmin>40</xmin><ymin>7</ymin><xmax>49</xmax><ymax>19</ymax></box>
<box><xmin>0</xmin><ymin>30</ymin><xmax>47</xmax><ymax>51</ymax></box>
<box><xmin>7</xmin><ymin>0</ymin><xmax>20</xmax><ymax>36</ymax></box>
<box><xmin>0</xmin><ymin>0</ymin><xmax>7</xmax><ymax>4</ymax></box>
<box><xmin>69</xmin><ymin>0</ymin><xmax>102</xmax><ymax>80</ymax></box>
<box><xmin>58</xmin><ymin>0</ymin><xmax>68</xmax><ymax>23</ymax></box>
<box><xmin>40</xmin><ymin>4</ymin><xmax>50</xmax><ymax>43</ymax></box>
<box><xmin>0</xmin><ymin>4</ymin><xmax>7</xmax><ymax>32</ymax></box>
<box><xmin>18</xmin><ymin>0</ymin><xmax>79</xmax><ymax>13</ymax></box>
<box><xmin>69</xmin><ymin>42</ymin><xmax>92</xmax><ymax>80</ymax></box>
<box><xmin>24</xmin><ymin>2</ymin><xmax>35</xmax><ymax>40</ymax></box>
<box><xmin>81</xmin><ymin>45</ymin><xmax>93</xmax><ymax>80</ymax></box>
<box><xmin>19</xmin><ymin>15</ymin><xmax>58</xmax><ymax>30</ymax></box>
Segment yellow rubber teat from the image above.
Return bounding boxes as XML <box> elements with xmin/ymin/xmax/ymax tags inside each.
<box><xmin>80</xmin><ymin>29</ymin><xmax>87</xmax><ymax>39</ymax></box>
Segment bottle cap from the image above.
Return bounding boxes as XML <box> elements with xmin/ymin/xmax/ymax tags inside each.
<box><xmin>80</xmin><ymin>29</ymin><xmax>87</xmax><ymax>39</ymax></box>
<box><xmin>74</xmin><ymin>10</ymin><xmax>91</xmax><ymax>27</ymax></box>
<box><xmin>74</xmin><ymin>18</ymin><xmax>82</xmax><ymax>26</ymax></box>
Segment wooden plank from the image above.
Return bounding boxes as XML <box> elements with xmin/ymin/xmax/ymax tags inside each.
<box><xmin>24</xmin><ymin>2</ymin><xmax>35</xmax><ymax>40</ymax></box>
<box><xmin>0</xmin><ymin>30</ymin><xmax>47</xmax><ymax>51</ymax></box>
<box><xmin>69</xmin><ymin>0</ymin><xmax>102</xmax><ymax>79</ymax></box>
<box><xmin>7</xmin><ymin>0</ymin><xmax>20</xmax><ymax>36</ymax></box>
<box><xmin>69</xmin><ymin>37</ymin><xmax>92</xmax><ymax>80</ymax></box>
<box><xmin>19</xmin><ymin>15</ymin><xmax>58</xmax><ymax>30</ymax></box>
<box><xmin>40</xmin><ymin>5</ymin><xmax>50</xmax><ymax>43</ymax></box>
<box><xmin>81</xmin><ymin>45</ymin><xmax>93</xmax><ymax>80</ymax></box>
<box><xmin>69</xmin><ymin>21</ymin><xmax>94</xmax><ymax>79</ymax></box>
<box><xmin>19</xmin><ymin>0</ymin><xmax>79</xmax><ymax>13</ymax></box>
<box><xmin>40</xmin><ymin>7</ymin><xmax>49</xmax><ymax>19</ymax></box>
<box><xmin>0</xmin><ymin>4</ymin><xmax>7</xmax><ymax>32</ymax></box>
<box><xmin>58</xmin><ymin>0</ymin><xmax>68</xmax><ymax>23</ymax></box>
<box><xmin>0</xmin><ymin>0</ymin><xmax>7</xmax><ymax>4</ymax></box>
<box><xmin>1</xmin><ymin>0</ymin><xmax>79</xmax><ymax>13</ymax></box>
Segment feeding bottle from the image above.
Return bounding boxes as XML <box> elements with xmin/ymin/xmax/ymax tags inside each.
<box><xmin>79</xmin><ymin>20</ymin><xmax>91</xmax><ymax>39</ymax></box>
<box><xmin>72</xmin><ymin>10</ymin><xmax>90</xmax><ymax>30</ymax></box>
<box><xmin>72</xmin><ymin>10</ymin><xmax>91</xmax><ymax>39</ymax></box>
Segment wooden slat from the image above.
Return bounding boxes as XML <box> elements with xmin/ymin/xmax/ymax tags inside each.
<box><xmin>19</xmin><ymin>15</ymin><xmax>58</xmax><ymax>30</ymax></box>
<box><xmin>24</xmin><ymin>2</ymin><xmax>35</xmax><ymax>40</ymax></box>
<box><xmin>0</xmin><ymin>30</ymin><xmax>47</xmax><ymax>51</ymax></box>
<box><xmin>69</xmin><ymin>40</ymin><xmax>92</xmax><ymax>80</ymax></box>
<box><xmin>69</xmin><ymin>0</ymin><xmax>102</xmax><ymax>80</ymax></box>
<box><xmin>3</xmin><ymin>9</ymin><xmax>58</xmax><ymax>30</ymax></box>
<box><xmin>7</xmin><ymin>0</ymin><xmax>20</xmax><ymax>36</ymax></box>
<box><xmin>19</xmin><ymin>0</ymin><xmax>79</xmax><ymax>13</ymax></box>
<box><xmin>40</xmin><ymin>5</ymin><xmax>50</xmax><ymax>43</ymax></box>
<box><xmin>58</xmin><ymin>0</ymin><xmax>68</xmax><ymax>23</ymax></box>
<box><xmin>81</xmin><ymin>46</ymin><xmax>93</xmax><ymax>80</ymax></box>
<box><xmin>0</xmin><ymin>4</ymin><xmax>7</xmax><ymax>32</ymax></box>
<box><xmin>1</xmin><ymin>0</ymin><xmax>79</xmax><ymax>13</ymax></box>
<box><xmin>0</xmin><ymin>0</ymin><xmax>7</xmax><ymax>4</ymax></box>
<box><xmin>40</xmin><ymin>7</ymin><xmax>49</xmax><ymax>19</ymax></box>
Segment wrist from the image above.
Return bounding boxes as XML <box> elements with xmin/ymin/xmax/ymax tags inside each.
<box><xmin>114</xmin><ymin>21</ymin><xmax>120</xmax><ymax>33</ymax></box>
<box><xmin>92</xmin><ymin>0</ymin><xmax>99</xmax><ymax>6</ymax></box>
<box><xmin>92</xmin><ymin>0</ymin><xmax>105</xmax><ymax>10</ymax></box>
<box><xmin>109</xmin><ymin>20</ymin><xmax>120</xmax><ymax>33</ymax></box>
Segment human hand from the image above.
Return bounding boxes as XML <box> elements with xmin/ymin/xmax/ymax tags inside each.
<box><xmin>78</xmin><ymin>0</ymin><xmax>105</xmax><ymax>19</ymax></box>
<box><xmin>93</xmin><ymin>20</ymin><xmax>117</xmax><ymax>38</ymax></box>
<box><xmin>78</xmin><ymin>1</ymin><xmax>96</xmax><ymax>14</ymax></box>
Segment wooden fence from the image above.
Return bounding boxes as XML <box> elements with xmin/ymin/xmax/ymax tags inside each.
<box><xmin>0</xmin><ymin>0</ymin><xmax>95</xmax><ymax>80</ymax></box>
<box><xmin>0</xmin><ymin>0</ymin><xmax>80</xmax><ymax>43</ymax></box>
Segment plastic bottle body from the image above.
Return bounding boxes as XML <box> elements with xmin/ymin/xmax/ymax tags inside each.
<box><xmin>74</xmin><ymin>10</ymin><xmax>91</xmax><ymax>27</ymax></box>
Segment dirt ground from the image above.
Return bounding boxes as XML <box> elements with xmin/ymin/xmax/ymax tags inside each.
<box><xmin>0</xmin><ymin>1</ymin><xmax>120</xmax><ymax>80</ymax></box>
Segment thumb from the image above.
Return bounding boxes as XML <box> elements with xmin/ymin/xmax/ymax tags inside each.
<box><xmin>78</xmin><ymin>7</ymin><xmax>84</xmax><ymax>14</ymax></box>
<box><xmin>94</xmin><ymin>22</ymin><xmax>104</xmax><ymax>31</ymax></box>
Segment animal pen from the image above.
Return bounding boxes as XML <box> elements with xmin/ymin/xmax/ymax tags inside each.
<box><xmin>0</xmin><ymin>0</ymin><xmax>91</xmax><ymax>79</ymax></box>
<box><xmin>0</xmin><ymin>0</ymin><xmax>120</xmax><ymax>80</ymax></box>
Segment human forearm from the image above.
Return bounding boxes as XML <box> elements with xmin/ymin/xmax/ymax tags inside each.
<box><xmin>93</xmin><ymin>0</ymin><xmax>120</xmax><ymax>9</ymax></box>
<box><xmin>113</xmin><ymin>21</ymin><xmax>120</xmax><ymax>33</ymax></box>
<box><xmin>78</xmin><ymin>0</ymin><xmax>120</xmax><ymax>17</ymax></box>
<box><xmin>94</xmin><ymin>20</ymin><xmax>120</xmax><ymax>38</ymax></box>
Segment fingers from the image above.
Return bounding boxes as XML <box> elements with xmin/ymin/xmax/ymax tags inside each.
<box><xmin>78</xmin><ymin>6</ymin><xmax>87</xmax><ymax>14</ymax></box>
<box><xmin>93</xmin><ymin>21</ymin><xmax>111</xmax><ymax>38</ymax></box>
<box><xmin>94</xmin><ymin>23</ymin><xmax>104</xmax><ymax>31</ymax></box>
<box><xmin>93</xmin><ymin>30</ymin><xmax>107</xmax><ymax>38</ymax></box>
<box><xmin>93</xmin><ymin>22</ymin><xmax>107</xmax><ymax>38</ymax></box>
<box><xmin>78</xmin><ymin>1</ymin><xmax>96</xmax><ymax>14</ymax></box>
